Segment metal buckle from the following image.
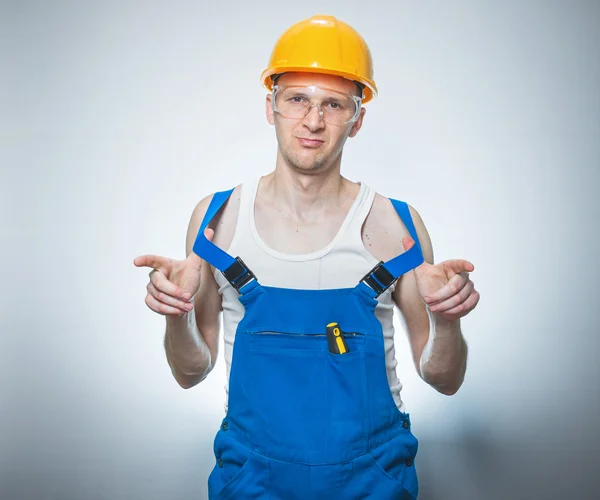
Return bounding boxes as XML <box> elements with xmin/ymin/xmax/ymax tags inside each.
<box><xmin>361</xmin><ymin>261</ymin><xmax>396</xmax><ymax>297</ymax></box>
<box><xmin>222</xmin><ymin>257</ymin><xmax>256</xmax><ymax>292</ymax></box>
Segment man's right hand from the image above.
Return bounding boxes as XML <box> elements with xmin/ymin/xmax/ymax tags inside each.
<box><xmin>134</xmin><ymin>228</ymin><xmax>214</xmax><ymax>316</ymax></box>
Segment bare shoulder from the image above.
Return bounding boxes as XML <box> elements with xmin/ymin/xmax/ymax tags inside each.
<box><xmin>362</xmin><ymin>192</ymin><xmax>433</xmax><ymax>264</ymax></box>
<box><xmin>185</xmin><ymin>184</ymin><xmax>242</xmax><ymax>257</ymax></box>
<box><xmin>362</xmin><ymin>192</ymin><xmax>409</xmax><ymax>262</ymax></box>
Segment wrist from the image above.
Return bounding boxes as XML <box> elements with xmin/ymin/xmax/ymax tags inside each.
<box><xmin>427</xmin><ymin>305</ymin><xmax>460</xmax><ymax>331</ymax></box>
<box><xmin>166</xmin><ymin>309</ymin><xmax>194</xmax><ymax>329</ymax></box>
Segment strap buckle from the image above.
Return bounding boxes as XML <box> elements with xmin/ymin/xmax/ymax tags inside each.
<box><xmin>222</xmin><ymin>257</ymin><xmax>256</xmax><ymax>292</ymax></box>
<box><xmin>361</xmin><ymin>261</ymin><xmax>396</xmax><ymax>297</ymax></box>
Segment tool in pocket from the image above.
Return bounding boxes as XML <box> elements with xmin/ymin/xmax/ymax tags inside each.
<box><xmin>326</xmin><ymin>322</ymin><xmax>349</xmax><ymax>354</ymax></box>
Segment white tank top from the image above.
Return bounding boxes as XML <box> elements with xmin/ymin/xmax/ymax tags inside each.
<box><xmin>213</xmin><ymin>177</ymin><xmax>407</xmax><ymax>413</ymax></box>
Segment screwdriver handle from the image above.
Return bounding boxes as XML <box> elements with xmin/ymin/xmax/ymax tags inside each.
<box><xmin>326</xmin><ymin>322</ymin><xmax>348</xmax><ymax>354</ymax></box>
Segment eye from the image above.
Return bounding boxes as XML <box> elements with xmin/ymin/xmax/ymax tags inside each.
<box><xmin>288</xmin><ymin>96</ymin><xmax>307</xmax><ymax>104</ymax></box>
<box><xmin>325</xmin><ymin>101</ymin><xmax>344</xmax><ymax>111</ymax></box>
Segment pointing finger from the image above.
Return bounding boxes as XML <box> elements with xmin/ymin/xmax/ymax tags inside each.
<box><xmin>445</xmin><ymin>259</ymin><xmax>475</xmax><ymax>276</ymax></box>
<box><xmin>134</xmin><ymin>254</ymin><xmax>168</xmax><ymax>271</ymax></box>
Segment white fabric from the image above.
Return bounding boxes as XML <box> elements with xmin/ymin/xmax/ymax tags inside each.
<box><xmin>213</xmin><ymin>177</ymin><xmax>407</xmax><ymax>413</ymax></box>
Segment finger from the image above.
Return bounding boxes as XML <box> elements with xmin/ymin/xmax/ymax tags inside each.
<box><xmin>147</xmin><ymin>282</ymin><xmax>194</xmax><ymax>311</ymax></box>
<box><xmin>429</xmin><ymin>279</ymin><xmax>474</xmax><ymax>312</ymax></box>
<box><xmin>402</xmin><ymin>236</ymin><xmax>431</xmax><ymax>280</ymax></box>
<box><xmin>423</xmin><ymin>272</ymin><xmax>469</xmax><ymax>304</ymax></box>
<box><xmin>440</xmin><ymin>290</ymin><xmax>480</xmax><ymax>318</ymax></box>
<box><xmin>145</xmin><ymin>294</ymin><xmax>189</xmax><ymax>316</ymax></box>
<box><xmin>150</xmin><ymin>271</ymin><xmax>192</xmax><ymax>301</ymax></box>
<box><xmin>188</xmin><ymin>251</ymin><xmax>204</xmax><ymax>272</ymax></box>
<box><xmin>445</xmin><ymin>259</ymin><xmax>475</xmax><ymax>276</ymax></box>
<box><xmin>401</xmin><ymin>236</ymin><xmax>416</xmax><ymax>252</ymax></box>
<box><xmin>134</xmin><ymin>254</ymin><xmax>168</xmax><ymax>271</ymax></box>
<box><xmin>188</xmin><ymin>228</ymin><xmax>215</xmax><ymax>270</ymax></box>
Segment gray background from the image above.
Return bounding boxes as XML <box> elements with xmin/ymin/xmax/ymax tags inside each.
<box><xmin>2</xmin><ymin>1</ymin><xmax>600</xmax><ymax>499</ymax></box>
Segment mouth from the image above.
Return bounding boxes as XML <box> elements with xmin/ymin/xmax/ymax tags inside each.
<box><xmin>296</xmin><ymin>137</ymin><xmax>324</xmax><ymax>148</ymax></box>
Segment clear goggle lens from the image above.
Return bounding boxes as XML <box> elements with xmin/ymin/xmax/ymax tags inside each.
<box><xmin>272</xmin><ymin>85</ymin><xmax>362</xmax><ymax>126</ymax></box>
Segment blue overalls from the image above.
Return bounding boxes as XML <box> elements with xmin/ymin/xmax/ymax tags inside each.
<box><xmin>193</xmin><ymin>188</ymin><xmax>425</xmax><ymax>499</ymax></box>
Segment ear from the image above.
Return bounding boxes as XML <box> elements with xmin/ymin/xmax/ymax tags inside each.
<box><xmin>266</xmin><ymin>94</ymin><xmax>275</xmax><ymax>125</ymax></box>
<box><xmin>348</xmin><ymin>107</ymin><xmax>366</xmax><ymax>138</ymax></box>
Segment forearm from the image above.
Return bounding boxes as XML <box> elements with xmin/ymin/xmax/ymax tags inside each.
<box><xmin>419</xmin><ymin>307</ymin><xmax>468</xmax><ymax>395</ymax></box>
<box><xmin>165</xmin><ymin>309</ymin><xmax>212</xmax><ymax>388</ymax></box>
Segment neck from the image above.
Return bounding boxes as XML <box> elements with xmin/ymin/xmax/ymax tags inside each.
<box><xmin>261</xmin><ymin>155</ymin><xmax>355</xmax><ymax>222</ymax></box>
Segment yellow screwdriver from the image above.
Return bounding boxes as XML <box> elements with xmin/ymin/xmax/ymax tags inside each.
<box><xmin>326</xmin><ymin>322</ymin><xmax>348</xmax><ymax>354</ymax></box>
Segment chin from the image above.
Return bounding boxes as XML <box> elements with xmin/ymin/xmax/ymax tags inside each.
<box><xmin>284</xmin><ymin>152</ymin><xmax>324</xmax><ymax>171</ymax></box>
<box><xmin>293</xmin><ymin>160</ymin><xmax>326</xmax><ymax>172</ymax></box>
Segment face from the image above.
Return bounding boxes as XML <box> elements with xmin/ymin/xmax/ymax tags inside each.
<box><xmin>266</xmin><ymin>72</ymin><xmax>366</xmax><ymax>173</ymax></box>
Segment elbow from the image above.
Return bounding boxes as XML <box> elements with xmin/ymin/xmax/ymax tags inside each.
<box><xmin>178</xmin><ymin>382</ymin><xmax>198</xmax><ymax>390</ymax></box>
<box><xmin>166</xmin><ymin>347</ymin><xmax>214</xmax><ymax>389</ymax></box>
<box><xmin>170</xmin><ymin>362</ymin><xmax>212</xmax><ymax>389</ymax></box>
<box><xmin>435</xmin><ymin>383</ymin><xmax>462</xmax><ymax>396</ymax></box>
<box><xmin>176</xmin><ymin>376</ymin><xmax>199</xmax><ymax>390</ymax></box>
<box><xmin>421</xmin><ymin>368</ymin><xmax>464</xmax><ymax>396</ymax></box>
<box><xmin>173</xmin><ymin>370</ymin><xmax>207</xmax><ymax>389</ymax></box>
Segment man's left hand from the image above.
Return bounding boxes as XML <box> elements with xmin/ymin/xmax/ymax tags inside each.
<box><xmin>402</xmin><ymin>236</ymin><xmax>480</xmax><ymax>322</ymax></box>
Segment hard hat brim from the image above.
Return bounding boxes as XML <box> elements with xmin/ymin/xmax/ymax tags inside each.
<box><xmin>261</xmin><ymin>67</ymin><xmax>377</xmax><ymax>104</ymax></box>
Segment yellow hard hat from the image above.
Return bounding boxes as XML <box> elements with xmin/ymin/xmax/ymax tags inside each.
<box><xmin>261</xmin><ymin>15</ymin><xmax>378</xmax><ymax>103</ymax></box>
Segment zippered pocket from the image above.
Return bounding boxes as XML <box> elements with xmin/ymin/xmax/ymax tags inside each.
<box><xmin>247</xmin><ymin>330</ymin><xmax>365</xmax><ymax>354</ymax></box>
<box><xmin>236</xmin><ymin>328</ymin><xmax>369</xmax><ymax>462</ymax></box>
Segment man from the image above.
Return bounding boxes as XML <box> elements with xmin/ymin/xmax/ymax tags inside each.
<box><xmin>135</xmin><ymin>15</ymin><xmax>479</xmax><ymax>499</ymax></box>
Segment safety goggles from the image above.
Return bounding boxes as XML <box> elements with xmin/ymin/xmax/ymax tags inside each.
<box><xmin>272</xmin><ymin>85</ymin><xmax>362</xmax><ymax>126</ymax></box>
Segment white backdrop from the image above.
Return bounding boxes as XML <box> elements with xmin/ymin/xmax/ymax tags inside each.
<box><xmin>3</xmin><ymin>1</ymin><xmax>599</xmax><ymax>499</ymax></box>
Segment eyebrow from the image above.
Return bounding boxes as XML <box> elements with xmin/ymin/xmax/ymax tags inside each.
<box><xmin>275</xmin><ymin>75</ymin><xmax>362</xmax><ymax>98</ymax></box>
<box><xmin>285</xmin><ymin>88</ymin><xmax>352</xmax><ymax>100</ymax></box>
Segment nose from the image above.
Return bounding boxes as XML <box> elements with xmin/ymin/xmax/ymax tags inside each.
<box><xmin>302</xmin><ymin>103</ymin><xmax>326</xmax><ymax>131</ymax></box>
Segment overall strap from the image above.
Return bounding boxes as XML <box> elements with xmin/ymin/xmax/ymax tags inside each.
<box><xmin>192</xmin><ymin>189</ymin><xmax>258</xmax><ymax>294</ymax></box>
<box><xmin>358</xmin><ymin>199</ymin><xmax>425</xmax><ymax>298</ymax></box>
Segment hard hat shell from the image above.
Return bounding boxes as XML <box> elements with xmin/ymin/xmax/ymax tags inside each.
<box><xmin>261</xmin><ymin>15</ymin><xmax>378</xmax><ymax>103</ymax></box>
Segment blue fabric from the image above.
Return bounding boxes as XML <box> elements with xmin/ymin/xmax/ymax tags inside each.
<box><xmin>379</xmin><ymin>200</ymin><xmax>425</xmax><ymax>281</ymax></box>
<box><xmin>192</xmin><ymin>189</ymin><xmax>237</xmax><ymax>273</ymax></box>
<box><xmin>196</xmin><ymin>188</ymin><xmax>425</xmax><ymax>499</ymax></box>
<box><xmin>192</xmin><ymin>189</ymin><xmax>258</xmax><ymax>294</ymax></box>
